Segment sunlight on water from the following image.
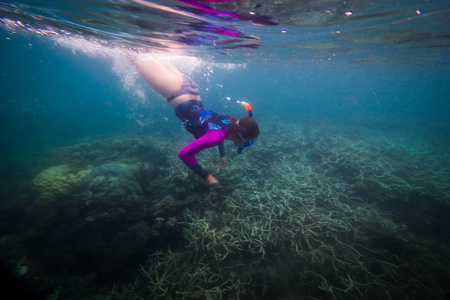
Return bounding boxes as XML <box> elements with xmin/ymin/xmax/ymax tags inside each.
<box><xmin>2</xmin><ymin>0</ymin><xmax>449</xmax><ymax>63</ymax></box>
<box><xmin>51</xmin><ymin>33</ymin><xmax>245</xmax><ymax>116</ymax></box>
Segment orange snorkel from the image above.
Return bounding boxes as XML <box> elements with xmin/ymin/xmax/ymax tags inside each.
<box><xmin>244</xmin><ymin>102</ymin><xmax>253</xmax><ymax>118</ymax></box>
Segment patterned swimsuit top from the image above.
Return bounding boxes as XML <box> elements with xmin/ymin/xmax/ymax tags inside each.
<box><xmin>175</xmin><ymin>100</ymin><xmax>230</xmax><ymax>139</ymax></box>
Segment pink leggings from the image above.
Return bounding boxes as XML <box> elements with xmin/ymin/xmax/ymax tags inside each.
<box><xmin>178</xmin><ymin>129</ymin><xmax>228</xmax><ymax>178</ymax></box>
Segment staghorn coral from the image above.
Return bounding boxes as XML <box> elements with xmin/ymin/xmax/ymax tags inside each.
<box><xmin>101</xmin><ymin>120</ymin><xmax>450</xmax><ymax>300</ymax></box>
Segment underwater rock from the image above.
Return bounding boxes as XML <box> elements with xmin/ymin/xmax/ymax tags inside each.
<box><xmin>32</xmin><ymin>165</ymin><xmax>92</xmax><ymax>204</ymax></box>
<box><xmin>81</xmin><ymin>163</ymin><xmax>144</xmax><ymax>211</ymax></box>
<box><xmin>26</xmin><ymin>163</ymin><xmax>152</xmax><ymax>273</ymax></box>
<box><xmin>87</xmin><ymin>149</ymin><xmax>120</xmax><ymax>162</ymax></box>
<box><xmin>87</xmin><ymin>162</ymin><xmax>135</xmax><ymax>178</ymax></box>
<box><xmin>164</xmin><ymin>217</ymin><xmax>178</xmax><ymax>230</ymax></box>
<box><xmin>75</xmin><ymin>221</ymin><xmax>153</xmax><ymax>274</ymax></box>
<box><xmin>20</xmin><ymin>161</ymin><xmax>186</xmax><ymax>277</ymax></box>
<box><xmin>153</xmin><ymin>195</ymin><xmax>176</xmax><ymax>218</ymax></box>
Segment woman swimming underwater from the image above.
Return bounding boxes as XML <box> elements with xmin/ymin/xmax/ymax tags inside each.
<box><xmin>129</xmin><ymin>53</ymin><xmax>260</xmax><ymax>185</ymax></box>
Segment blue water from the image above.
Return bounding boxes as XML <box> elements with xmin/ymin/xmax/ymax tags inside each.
<box><xmin>1</xmin><ymin>1</ymin><xmax>450</xmax><ymax>299</ymax></box>
<box><xmin>2</xmin><ymin>31</ymin><xmax>448</xmax><ymax>150</ymax></box>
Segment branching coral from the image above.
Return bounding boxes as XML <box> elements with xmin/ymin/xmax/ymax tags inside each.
<box><xmin>18</xmin><ymin>122</ymin><xmax>450</xmax><ymax>300</ymax></box>
<box><xmin>128</xmin><ymin>121</ymin><xmax>450</xmax><ymax>300</ymax></box>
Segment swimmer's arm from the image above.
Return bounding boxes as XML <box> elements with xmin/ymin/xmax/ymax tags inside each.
<box><xmin>218</xmin><ymin>142</ymin><xmax>224</xmax><ymax>157</ymax></box>
<box><xmin>218</xmin><ymin>142</ymin><xmax>226</xmax><ymax>158</ymax></box>
<box><xmin>178</xmin><ymin>130</ymin><xmax>227</xmax><ymax>179</ymax></box>
<box><xmin>217</xmin><ymin>142</ymin><xmax>229</xmax><ymax>168</ymax></box>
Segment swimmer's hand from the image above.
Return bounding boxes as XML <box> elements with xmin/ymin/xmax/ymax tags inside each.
<box><xmin>205</xmin><ymin>174</ymin><xmax>220</xmax><ymax>185</ymax></box>
<box><xmin>217</xmin><ymin>157</ymin><xmax>229</xmax><ymax>169</ymax></box>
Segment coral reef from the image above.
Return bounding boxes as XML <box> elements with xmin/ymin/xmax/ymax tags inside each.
<box><xmin>1</xmin><ymin>121</ymin><xmax>449</xmax><ymax>299</ymax></box>
<box><xmin>100</xmin><ymin>121</ymin><xmax>450</xmax><ymax>300</ymax></box>
<box><xmin>32</xmin><ymin>164</ymin><xmax>92</xmax><ymax>204</ymax></box>
<box><xmin>1</xmin><ymin>136</ymin><xmax>187</xmax><ymax>298</ymax></box>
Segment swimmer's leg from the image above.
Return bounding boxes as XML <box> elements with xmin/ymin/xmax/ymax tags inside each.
<box><xmin>128</xmin><ymin>52</ymin><xmax>183</xmax><ymax>99</ymax></box>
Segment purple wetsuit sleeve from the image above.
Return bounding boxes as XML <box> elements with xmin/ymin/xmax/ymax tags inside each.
<box><xmin>178</xmin><ymin>129</ymin><xmax>228</xmax><ymax>178</ymax></box>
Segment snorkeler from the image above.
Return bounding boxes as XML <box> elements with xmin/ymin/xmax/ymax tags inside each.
<box><xmin>129</xmin><ymin>53</ymin><xmax>259</xmax><ymax>185</ymax></box>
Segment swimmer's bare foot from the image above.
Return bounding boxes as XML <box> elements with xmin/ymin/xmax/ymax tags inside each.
<box><xmin>205</xmin><ymin>174</ymin><xmax>220</xmax><ymax>186</ymax></box>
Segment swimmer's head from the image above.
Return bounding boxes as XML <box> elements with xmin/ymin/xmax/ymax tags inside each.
<box><xmin>237</xmin><ymin>116</ymin><xmax>259</xmax><ymax>142</ymax></box>
<box><xmin>229</xmin><ymin>102</ymin><xmax>259</xmax><ymax>153</ymax></box>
